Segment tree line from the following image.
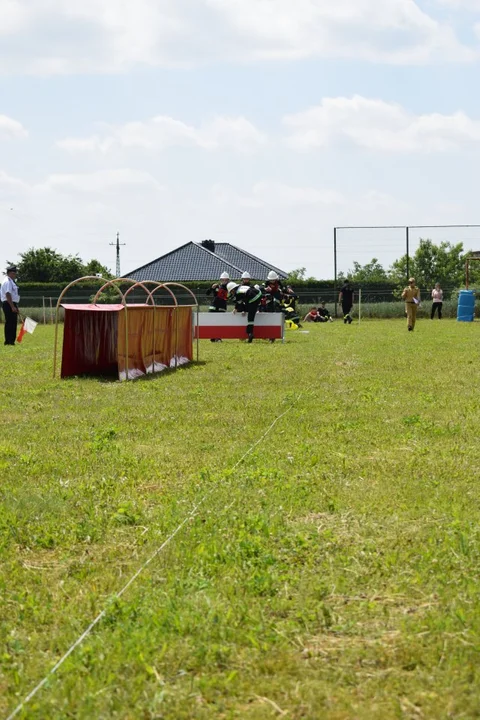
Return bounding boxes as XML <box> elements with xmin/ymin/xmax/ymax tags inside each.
<box><xmin>288</xmin><ymin>239</ymin><xmax>477</xmax><ymax>289</ymax></box>
<box><xmin>6</xmin><ymin>239</ymin><xmax>476</xmax><ymax>288</ymax></box>
<box><xmin>6</xmin><ymin>248</ymin><xmax>112</xmax><ymax>283</ymax></box>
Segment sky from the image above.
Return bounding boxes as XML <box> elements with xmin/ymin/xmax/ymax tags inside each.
<box><xmin>2</xmin><ymin>0</ymin><xmax>480</xmax><ymax>279</ymax></box>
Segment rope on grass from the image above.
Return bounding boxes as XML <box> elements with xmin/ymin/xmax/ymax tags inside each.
<box><xmin>6</xmin><ymin>394</ymin><xmax>302</xmax><ymax>720</ymax></box>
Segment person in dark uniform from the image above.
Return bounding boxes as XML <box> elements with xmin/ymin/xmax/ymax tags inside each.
<box><xmin>339</xmin><ymin>280</ymin><xmax>354</xmax><ymax>324</ymax></box>
<box><xmin>281</xmin><ymin>286</ymin><xmax>301</xmax><ymax>327</ymax></box>
<box><xmin>227</xmin><ymin>281</ymin><xmax>263</xmax><ymax>343</ymax></box>
<box><xmin>264</xmin><ymin>271</ymin><xmax>283</xmax><ymax>313</ymax></box>
<box><xmin>264</xmin><ymin>271</ymin><xmax>284</xmax><ymax>342</ymax></box>
<box><xmin>283</xmin><ymin>285</ymin><xmax>299</xmax><ymax>311</ymax></box>
<box><xmin>1</xmin><ymin>265</ymin><xmax>20</xmax><ymax>346</ymax></box>
<box><xmin>206</xmin><ymin>271</ymin><xmax>230</xmax><ymax>342</ymax></box>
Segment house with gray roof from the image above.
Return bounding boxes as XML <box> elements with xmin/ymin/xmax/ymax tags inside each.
<box><xmin>126</xmin><ymin>240</ymin><xmax>288</xmax><ymax>282</ymax></box>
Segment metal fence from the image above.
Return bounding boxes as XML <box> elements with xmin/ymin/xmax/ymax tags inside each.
<box><xmin>2</xmin><ymin>286</ymin><xmax>476</xmax><ymax>325</ymax></box>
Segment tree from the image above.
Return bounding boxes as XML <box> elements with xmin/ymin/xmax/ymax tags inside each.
<box><xmin>84</xmin><ymin>259</ymin><xmax>112</xmax><ymax>278</ymax></box>
<box><xmin>388</xmin><ymin>254</ymin><xmax>409</xmax><ymax>286</ymax></box>
<box><xmin>286</xmin><ymin>268</ymin><xmax>306</xmax><ymax>283</ymax></box>
<box><xmin>388</xmin><ymin>239</ymin><xmax>467</xmax><ymax>288</ymax></box>
<box><xmin>10</xmin><ymin>248</ymin><xmax>112</xmax><ymax>282</ymax></box>
<box><xmin>347</xmin><ymin>258</ymin><xmax>388</xmax><ymax>283</ymax></box>
<box><xmin>286</xmin><ymin>267</ymin><xmax>317</xmax><ymax>284</ymax></box>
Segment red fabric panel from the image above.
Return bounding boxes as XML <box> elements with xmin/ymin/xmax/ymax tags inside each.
<box><xmin>61</xmin><ymin>309</ymin><xmax>119</xmax><ymax>378</ymax></box>
<box><xmin>153</xmin><ymin>307</ymin><xmax>173</xmax><ymax>367</ymax></box>
<box><xmin>172</xmin><ymin>307</ymin><xmax>193</xmax><ymax>361</ymax></box>
<box><xmin>117</xmin><ymin>306</ymin><xmax>148</xmax><ymax>378</ymax></box>
<box><xmin>117</xmin><ymin>306</ymin><xmax>176</xmax><ymax>378</ymax></box>
<box><xmin>61</xmin><ymin>304</ymin><xmax>124</xmax><ymax>312</ymax></box>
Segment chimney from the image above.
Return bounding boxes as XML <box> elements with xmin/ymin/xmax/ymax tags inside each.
<box><xmin>201</xmin><ymin>239</ymin><xmax>215</xmax><ymax>253</ymax></box>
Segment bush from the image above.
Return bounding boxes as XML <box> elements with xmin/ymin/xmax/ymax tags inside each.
<box><xmin>298</xmin><ymin>300</ymin><xmax>476</xmax><ymax>320</ymax></box>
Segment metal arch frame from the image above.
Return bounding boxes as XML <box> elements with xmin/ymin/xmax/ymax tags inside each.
<box><xmin>91</xmin><ymin>277</ymin><xmax>143</xmax><ymax>305</ymax></box>
<box><xmin>54</xmin><ymin>275</ymin><xmax>129</xmax><ymax>379</ymax></box>
<box><xmin>54</xmin><ymin>276</ymin><xmax>200</xmax><ymax>380</ymax></box>
<box><xmin>148</xmin><ymin>282</ymin><xmax>200</xmax><ymax>364</ymax></box>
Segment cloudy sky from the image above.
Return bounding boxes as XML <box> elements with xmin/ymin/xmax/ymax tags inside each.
<box><xmin>2</xmin><ymin>0</ymin><xmax>480</xmax><ymax>278</ymax></box>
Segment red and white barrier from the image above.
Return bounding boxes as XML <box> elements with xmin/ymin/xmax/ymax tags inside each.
<box><xmin>194</xmin><ymin>312</ymin><xmax>284</xmax><ymax>340</ymax></box>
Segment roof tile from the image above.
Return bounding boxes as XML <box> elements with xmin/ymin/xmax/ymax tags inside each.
<box><xmin>127</xmin><ymin>242</ymin><xmax>287</xmax><ymax>282</ymax></box>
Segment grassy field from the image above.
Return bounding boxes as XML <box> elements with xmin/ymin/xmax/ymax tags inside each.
<box><xmin>1</xmin><ymin>319</ymin><xmax>480</xmax><ymax>719</ymax></box>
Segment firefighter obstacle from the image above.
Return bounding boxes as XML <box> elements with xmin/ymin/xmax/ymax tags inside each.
<box><xmin>53</xmin><ymin>277</ymin><xmax>199</xmax><ymax>381</ymax></box>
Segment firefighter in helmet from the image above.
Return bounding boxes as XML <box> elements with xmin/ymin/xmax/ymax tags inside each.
<box><xmin>206</xmin><ymin>271</ymin><xmax>230</xmax><ymax>342</ymax></box>
<box><xmin>227</xmin><ymin>280</ymin><xmax>263</xmax><ymax>343</ymax></box>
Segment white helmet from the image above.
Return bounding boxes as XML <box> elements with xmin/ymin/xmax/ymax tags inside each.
<box><xmin>241</xmin><ymin>271</ymin><xmax>251</xmax><ymax>280</ymax></box>
<box><xmin>220</xmin><ymin>271</ymin><xmax>230</xmax><ymax>280</ymax></box>
<box><xmin>227</xmin><ymin>282</ymin><xmax>238</xmax><ymax>294</ymax></box>
<box><xmin>267</xmin><ymin>271</ymin><xmax>279</xmax><ymax>281</ymax></box>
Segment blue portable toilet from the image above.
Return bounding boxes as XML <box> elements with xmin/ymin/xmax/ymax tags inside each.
<box><xmin>457</xmin><ymin>290</ymin><xmax>475</xmax><ymax>322</ymax></box>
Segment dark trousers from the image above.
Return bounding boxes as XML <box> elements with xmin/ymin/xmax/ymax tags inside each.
<box><xmin>246</xmin><ymin>300</ymin><xmax>261</xmax><ymax>337</ymax></box>
<box><xmin>2</xmin><ymin>301</ymin><xmax>18</xmax><ymax>345</ymax></box>
<box><xmin>342</xmin><ymin>303</ymin><xmax>352</xmax><ymax>317</ymax></box>
<box><xmin>431</xmin><ymin>302</ymin><xmax>442</xmax><ymax>319</ymax></box>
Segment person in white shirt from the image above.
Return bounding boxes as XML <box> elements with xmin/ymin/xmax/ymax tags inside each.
<box><xmin>431</xmin><ymin>283</ymin><xmax>443</xmax><ymax>320</ymax></box>
<box><xmin>1</xmin><ymin>266</ymin><xmax>20</xmax><ymax>345</ymax></box>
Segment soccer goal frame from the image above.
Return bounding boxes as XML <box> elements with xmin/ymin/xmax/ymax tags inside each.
<box><xmin>333</xmin><ymin>224</ymin><xmax>480</xmax><ymax>317</ymax></box>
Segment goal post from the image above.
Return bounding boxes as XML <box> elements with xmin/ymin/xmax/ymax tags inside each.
<box><xmin>333</xmin><ymin>224</ymin><xmax>480</xmax><ymax>317</ymax></box>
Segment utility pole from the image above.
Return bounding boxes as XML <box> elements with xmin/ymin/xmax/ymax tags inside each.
<box><xmin>110</xmin><ymin>231</ymin><xmax>125</xmax><ymax>277</ymax></box>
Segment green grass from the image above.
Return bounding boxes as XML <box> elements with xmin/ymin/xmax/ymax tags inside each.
<box><xmin>2</xmin><ymin>319</ymin><xmax>480</xmax><ymax>719</ymax></box>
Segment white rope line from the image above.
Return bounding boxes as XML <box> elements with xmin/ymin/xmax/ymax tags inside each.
<box><xmin>6</xmin><ymin>395</ymin><xmax>301</xmax><ymax>720</ymax></box>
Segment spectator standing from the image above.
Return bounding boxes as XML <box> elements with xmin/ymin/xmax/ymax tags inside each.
<box><xmin>431</xmin><ymin>283</ymin><xmax>443</xmax><ymax>320</ymax></box>
<box><xmin>1</xmin><ymin>265</ymin><xmax>20</xmax><ymax>346</ymax></box>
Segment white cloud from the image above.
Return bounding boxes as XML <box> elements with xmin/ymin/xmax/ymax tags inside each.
<box><xmin>0</xmin><ymin>1</ymin><xmax>28</xmax><ymax>35</ymax></box>
<box><xmin>39</xmin><ymin>169</ymin><xmax>164</xmax><ymax>194</ymax></box>
<box><xmin>57</xmin><ymin>115</ymin><xmax>265</xmax><ymax>154</ymax></box>
<box><xmin>0</xmin><ymin>114</ymin><xmax>28</xmax><ymax>139</ymax></box>
<box><xmin>284</xmin><ymin>95</ymin><xmax>480</xmax><ymax>152</ymax></box>
<box><xmin>0</xmin><ymin>170</ymin><xmax>29</xmax><ymax>197</ymax></box>
<box><xmin>436</xmin><ymin>0</ymin><xmax>480</xmax><ymax>9</ymax></box>
<box><xmin>213</xmin><ymin>182</ymin><xmax>345</xmax><ymax>208</ymax></box>
<box><xmin>209</xmin><ymin>0</ymin><xmax>473</xmax><ymax>63</ymax></box>
<box><xmin>0</xmin><ymin>0</ymin><xmax>475</xmax><ymax>74</ymax></box>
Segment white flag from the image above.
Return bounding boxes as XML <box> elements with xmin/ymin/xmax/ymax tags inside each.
<box><xmin>24</xmin><ymin>317</ymin><xmax>38</xmax><ymax>334</ymax></box>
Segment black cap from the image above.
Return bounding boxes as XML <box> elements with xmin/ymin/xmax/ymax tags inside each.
<box><xmin>6</xmin><ymin>265</ymin><xmax>17</xmax><ymax>273</ymax></box>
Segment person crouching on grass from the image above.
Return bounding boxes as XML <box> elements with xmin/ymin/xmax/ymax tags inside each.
<box><xmin>402</xmin><ymin>277</ymin><xmax>421</xmax><ymax>331</ymax></box>
<box><xmin>303</xmin><ymin>307</ymin><xmax>319</xmax><ymax>323</ymax></box>
<box><xmin>318</xmin><ymin>301</ymin><xmax>333</xmax><ymax>323</ymax></box>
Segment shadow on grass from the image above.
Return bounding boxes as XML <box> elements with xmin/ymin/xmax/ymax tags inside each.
<box><xmin>62</xmin><ymin>360</ymin><xmax>209</xmax><ymax>384</ymax></box>
<box><xmin>135</xmin><ymin>360</ymin><xmax>208</xmax><ymax>383</ymax></box>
